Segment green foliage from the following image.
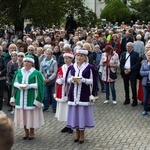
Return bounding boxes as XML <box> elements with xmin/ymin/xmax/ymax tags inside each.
<box><xmin>98</xmin><ymin>0</ymin><xmax>127</xmax><ymax>5</ymax></box>
<box><xmin>0</xmin><ymin>0</ymin><xmax>97</xmax><ymax>32</ymax></box>
<box><xmin>130</xmin><ymin>0</ymin><xmax>150</xmax><ymax>22</ymax></box>
<box><xmin>100</xmin><ymin>0</ymin><xmax>131</xmax><ymax>24</ymax></box>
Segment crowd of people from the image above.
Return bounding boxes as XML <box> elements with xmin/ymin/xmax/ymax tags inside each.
<box><xmin>0</xmin><ymin>19</ymin><xmax>150</xmax><ymax>144</ymax></box>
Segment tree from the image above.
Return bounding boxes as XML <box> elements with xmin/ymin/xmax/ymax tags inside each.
<box><xmin>0</xmin><ymin>0</ymin><xmax>97</xmax><ymax>33</ymax></box>
<box><xmin>0</xmin><ymin>0</ymin><xmax>28</xmax><ymax>33</ymax></box>
<box><xmin>99</xmin><ymin>0</ymin><xmax>127</xmax><ymax>5</ymax></box>
<box><xmin>100</xmin><ymin>0</ymin><xmax>131</xmax><ymax>24</ymax></box>
<box><xmin>130</xmin><ymin>0</ymin><xmax>150</xmax><ymax>22</ymax></box>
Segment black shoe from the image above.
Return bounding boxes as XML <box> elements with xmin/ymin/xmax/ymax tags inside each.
<box><xmin>53</xmin><ymin>109</ymin><xmax>56</xmax><ymax>113</ymax></box>
<box><xmin>28</xmin><ymin>137</ymin><xmax>34</xmax><ymax>140</ymax></box>
<box><xmin>61</xmin><ymin>127</ymin><xmax>69</xmax><ymax>132</ymax></box>
<box><xmin>79</xmin><ymin>140</ymin><xmax>84</xmax><ymax>144</ymax></box>
<box><xmin>74</xmin><ymin>139</ymin><xmax>79</xmax><ymax>142</ymax></box>
<box><xmin>123</xmin><ymin>101</ymin><xmax>130</xmax><ymax>105</ymax></box>
<box><xmin>68</xmin><ymin>128</ymin><xmax>73</xmax><ymax>133</ymax></box>
<box><xmin>22</xmin><ymin>136</ymin><xmax>28</xmax><ymax>140</ymax></box>
<box><xmin>131</xmin><ymin>103</ymin><xmax>138</xmax><ymax>107</ymax></box>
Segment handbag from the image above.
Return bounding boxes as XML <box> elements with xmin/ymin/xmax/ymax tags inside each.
<box><xmin>10</xmin><ymin>97</ymin><xmax>15</xmax><ymax>106</ymax></box>
<box><xmin>110</xmin><ymin>69</ymin><xmax>117</xmax><ymax>79</ymax></box>
<box><xmin>89</xmin><ymin>70</ymin><xmax>95</xmax><ymax>103</ymax></box>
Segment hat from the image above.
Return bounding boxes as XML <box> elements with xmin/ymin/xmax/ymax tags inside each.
<box><xmin>23</xmin><ymin>54</ymin><xmax>35</xmax><ymax>63</ymax></box>
<box><xmin>63</xmin><ymin>52</ymin><xmax>74</xmax><ymax>59</ymax></box>
<box><xmin>76</xmin><ymin>48</ymin><xmax>88</xmax><ymax>55</ymax></box>
<box><xmin>10</xmin><ymin>51</ymin><xmax>18</xmax><ymax>56</ymax></box>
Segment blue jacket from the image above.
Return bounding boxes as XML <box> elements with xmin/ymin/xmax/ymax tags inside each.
<box><xmin>140</xmin><ymin>60</ymin><xmax>150</xmax><ymax>86</ymax></box>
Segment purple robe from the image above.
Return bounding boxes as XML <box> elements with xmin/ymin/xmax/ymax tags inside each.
<box><xmin>65</xmin><ymin>63</ymin><xmax>97</xmax><ymax>105</ymax></box>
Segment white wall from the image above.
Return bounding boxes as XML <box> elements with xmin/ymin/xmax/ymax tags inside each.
<box><xmin>84</xmin><ymin>0</ymin><xmax>105</xmax><ymax>18</ymax></box>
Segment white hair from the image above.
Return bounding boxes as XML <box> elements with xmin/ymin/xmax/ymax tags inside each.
<box><xmin>76</xmin><ymin>41</ymin><xmax>83</xmax><ymax>47</ymax></box>
<box><xmin>43</xmin><ymin>44</ymin><xmax>52</xmax><ymax>50</ymax></box>
<box><xmin>26</xmin><ymin>38</ymin><xmax>33</xmax><ymax>42</ymax></box>
<box><xmin>28</xmin><ymin>45</ymin><xmax>35</xmax><ymax>51</ymax></box>
<box><xmin>136</xmin><ymin>34</ymin><xmax>142</xmax><ymax>40</ymax></box>
<box><xmin>63</xmin><ymin>43</ymin><xmax>71</xmax><ymax>50</ymax></box>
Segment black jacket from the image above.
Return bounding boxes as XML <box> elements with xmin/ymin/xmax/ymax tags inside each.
<box><xmin>120</xmin><ymin>50</ymin><xmax>140</xmax><ymax>78</ymax></box>
<box><xmin>121</xmin><ymin>37</ymin><xmax>133</xmax><ymax>54</ymax></box>
<box><xmin>0</xmin><ymin>57</ymin><xmax>6</xmax><ymax>77</ymax></box>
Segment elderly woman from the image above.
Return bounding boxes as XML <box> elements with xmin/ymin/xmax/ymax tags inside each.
<box><xmin>26</xmin><ymin>45</ymin><xmax>39</xmax><ymax>70</ymax></box>
<box><xmin>4</xmin><ymin>43</ymin><xmax>17</xmax><ymax>65</ymax></box>
<box><xmin>7</xmin><ymin>52</ymin><xmax>25</xmax><ymax>114</ymax></box>
<box><xmin>65</xmin><ymin>48</ymin><xmax>97</xmax><ymax>144</ymax></box>
<box><xmin>55</xmin><ymin>52</ymin><xmax>74</xmax><ymax>133</ymax></box>
<box><xmin>140</xmin><ymin>50</ymin><xmax>150</xmax><ymax>115</ymax></box>
<box><xmin>11</xmin><ymin>54</ymin><xmax>44</xmax><ymax>140</ymax></box>
<box><xmin>40</xmin><ymin>49</ymin><xmax>58</xmax><ymax>113</ymax></box>
<box><xmin>100</xmin><ymin>45</ymin><xmax>120</xmax><ymax>104</ymax></box>
<box><xmin>7</xmin><ymin>51</ymin><xmax>18</xmax><ymax>112</ymax></box>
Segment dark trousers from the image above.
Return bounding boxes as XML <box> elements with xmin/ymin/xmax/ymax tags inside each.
<box><xmin>143</xmin><ymin>86</ymin><xmax>150</xmax><ymax>112</ymax></box>
<box><xmin>44</xmin><ymin>83</ymin><xmax>57</xmax><ymax>110</ymax></box>
<box><xmin>0</xmin><ymin>80</ymin><xmax>6</xmax><ymax>110</ymax></box>
<box><xmin>123</xmin><ymin>75</ymin><xmax>137</xmax><ymax>104</ymax></box>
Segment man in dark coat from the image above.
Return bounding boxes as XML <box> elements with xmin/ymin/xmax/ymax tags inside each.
<box><xmin>120</xmin><ymin>42</ymin><xmax>140</xmax><ymax>107</ymax></box>
<box><xmin>121</xmin><ymin>31</ymin><xmax>134</xmax><ymax>54</ymax></box>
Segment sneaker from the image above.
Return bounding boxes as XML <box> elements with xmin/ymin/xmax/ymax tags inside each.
<box><xmin>0</xmin><ymin>110</ymin><xmax>6</xmax><ymax>116</ymax></box>
<box><xmin>10</xmin><ymin>110</ymin><xmax>15</xmax><ymax>115</ymax></box>
<box><xmin>113</xmin><ymin>101</ymin><xmax>117</xmax><ymax>104</ymax></box>
<box><xmin>104</xmin><ymin>100</ymin><xmax>109</xmax><ymax>104</ymax></box>
<box><xmin>95</xmin><ymin>96</ymin><xmax>99</xmax><ymax>100</ymax></box>
<box><xmin>43</xmin><ymin>108</ymin><xmax>49</xmax><ymax>112</ymax></box>
<box><xmin>142</xmin><ymin>111</ymin><xmax>147</xmax><ymax>115</ymax></box>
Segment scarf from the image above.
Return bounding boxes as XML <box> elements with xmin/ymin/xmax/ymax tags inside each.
<box><xmin>42</xmin><ymin>57</ymin><xmax>54</xmax><ymax>70</ymax></box>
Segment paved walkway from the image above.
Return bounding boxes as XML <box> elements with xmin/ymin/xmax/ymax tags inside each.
<box><xmin>3</xmin><ymin>75</ymin><xmax>150</xmax><ymax>150</ymax></box>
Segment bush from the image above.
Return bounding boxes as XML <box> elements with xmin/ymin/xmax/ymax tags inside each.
<box><xmin>100</xmin><ymin>0</ymin><xmax>131</xmax><ymax>24</ymax></box>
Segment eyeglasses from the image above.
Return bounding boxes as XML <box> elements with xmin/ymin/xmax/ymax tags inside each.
<box><xmin>18</xmin><ymin>55</ymin><xmax>24</xmax><ymax>57</ymax></box>
<box><xmin>28</xmin><ymin>49</ymin><xmax>34</xmax><ymax>51</ymax></box>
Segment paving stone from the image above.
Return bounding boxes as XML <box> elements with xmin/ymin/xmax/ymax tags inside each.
<box><xmin>2</xmin><ymin>75</ymin><xmax>150</xmax><ymax>149</ymax></box>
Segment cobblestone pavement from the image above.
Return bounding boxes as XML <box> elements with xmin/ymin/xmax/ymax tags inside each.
<box><xmin>3</xmin><ymin>75</ymin><xmax>150</xmax><ymax>150</ymax></box>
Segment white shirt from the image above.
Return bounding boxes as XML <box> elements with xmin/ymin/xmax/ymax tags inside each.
<box><xmin>124</xmin><ymin>52</ymin><xmax>130</xmax><ymax>69</ymax></box>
